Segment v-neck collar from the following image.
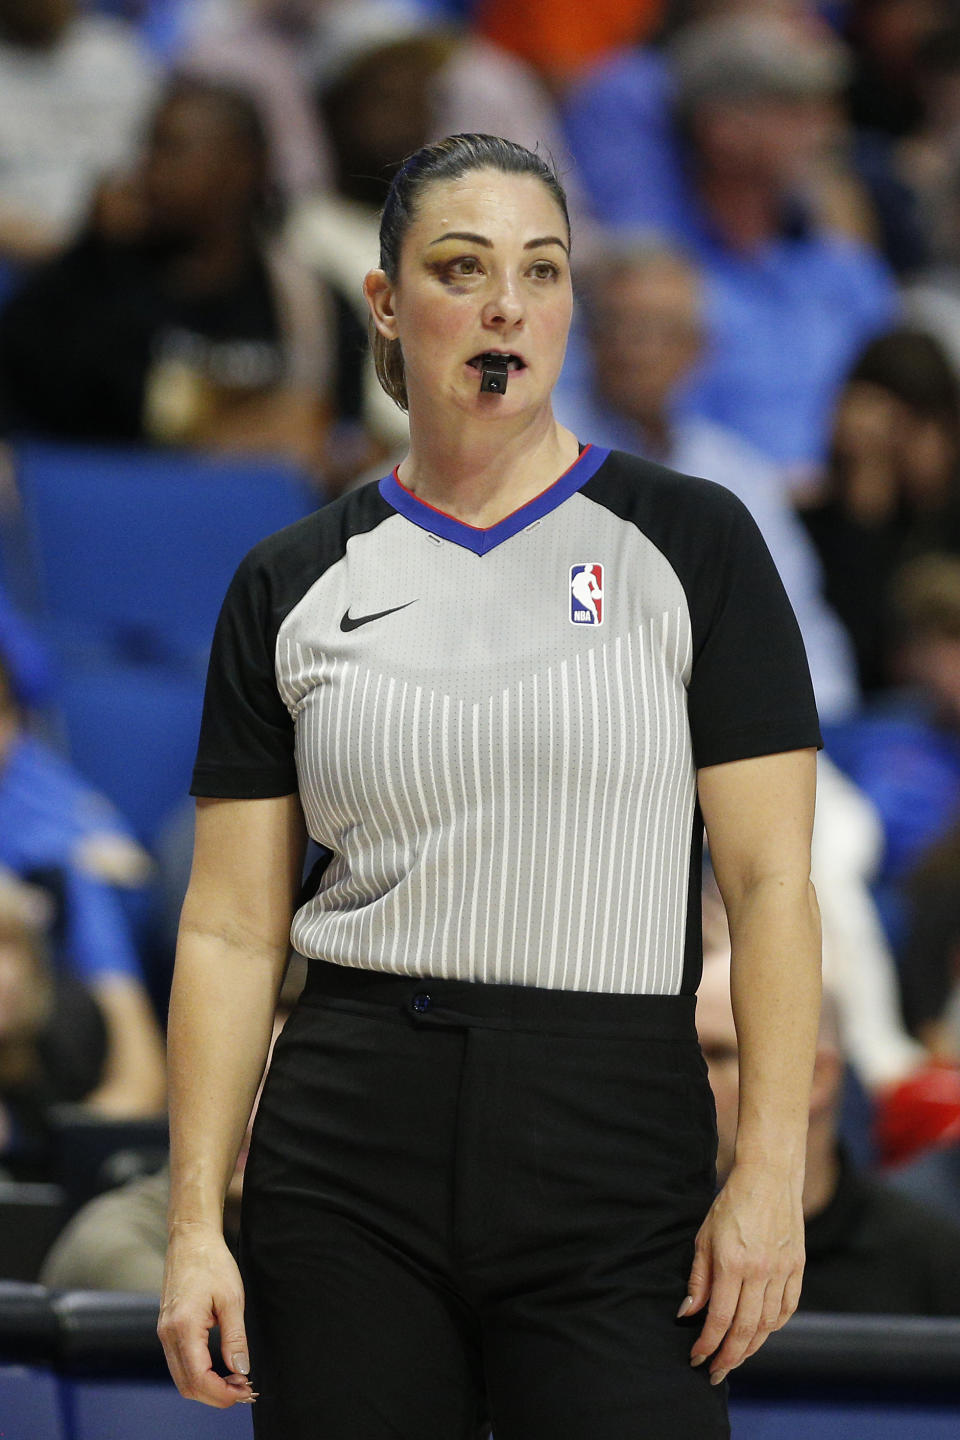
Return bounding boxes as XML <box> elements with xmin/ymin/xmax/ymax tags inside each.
<box><xmin>378</xmin><ymin>444</ymin><xmax>610</xmax><ymax>556</ymax></box>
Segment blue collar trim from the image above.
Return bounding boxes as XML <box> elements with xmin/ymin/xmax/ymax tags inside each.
<box><xmin>378</xmin><ymin>444</ymin><xmax>611</xmax><ymax>556</ymax></box>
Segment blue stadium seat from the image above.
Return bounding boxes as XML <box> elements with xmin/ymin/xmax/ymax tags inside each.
<box><xmin>0</xmin><ymin>1183</ymin><xmax>68</xmax><ymax>1283</ymax></box>
<box><xmin>53</xmin><ymin>1289</ymin><xmax>254</xmax><ymax>1438</ymax></box>
<box><xmin>730</xmin><ymin>1393</ymin><xmax>960</xmax><ymax>1439</ymax></box>
<box><xmin>54</xmin><ymin>660</ymin><xmax>205</xmax><ymax>843</ymax></box>
<box><xmin>68</xmin><ymin>1378</ymin><xmax>253</xmax><ymax>1439</ymax></box>
<box><xmin>0</xmin><ymin>1364</ymin><xmax>66</xmax><ymax>1438</ymax></box>
<box><xmin>14</xmin><ymin>442</ymin><xmax>318</xmax><ymax>666</ymax></box>
<box><xmin>0</xmin><ymin>1282</ymin><xmax>65</xmax><ymax>1438</ymax></box>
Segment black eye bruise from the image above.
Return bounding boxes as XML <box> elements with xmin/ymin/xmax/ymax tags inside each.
<box><xmin>426</xmin><ymin>257</ymin><xmax>474</xmax><ymax>282</ymax></box>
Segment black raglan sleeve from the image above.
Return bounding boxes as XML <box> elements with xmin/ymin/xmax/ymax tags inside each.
<box><xmin>190</xmin><ymin>547</ymin><xmax>298</xmax><ymax>799</ymax></box>
<box><xmin>684</xmin><ymin>482</ymin><xmax>822</xmax><ymax>769</ymax></box>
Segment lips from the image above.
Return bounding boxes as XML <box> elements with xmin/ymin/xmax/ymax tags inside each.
<box><xmin>467</xmin><ymin>350</ymin><xmax>526</xmax><ymax>371</ymax></box>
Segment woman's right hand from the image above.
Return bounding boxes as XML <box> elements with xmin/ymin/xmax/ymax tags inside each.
<box><xmin>158</xmin><ymin>1223</ymin><xmax>256</xmax><ymax>1408</ymax></box>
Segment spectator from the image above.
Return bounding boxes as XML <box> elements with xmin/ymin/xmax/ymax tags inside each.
<box><xmin>557</xmin><ymin>240</ymin><xmax>859</xmax><ymax>720</ymax></box>
<box><xmin>901</xmin><ymin>33</ymin><xmax>960</xmax><ymax>368</ymax></box>
<box><xmin>901</xmin><ymin>823</ymin><xmax>960</xmax><ymax>1060</ymax></box>
<box><xmin>177</xmin><ymin>0</ymin><xmax>332</xmax><ymax>203</ymax></box>
<box><xmin>800</xmin><ymin>329</ymin><xmax>960</xmax><ymax>693</ymax></box>
<box><xmin>474</xmin><ymin>0</ymin><xmax>663</xmax><ymax>88</ymax></box>
<box><xmin>849</xmin><ymin>18</ymin><xmax>960</xmax><ymax>277</ymax></box>
<box><xmin>843</xmin><ymin>0</ymin><xmax>951</xmax><ymax>140</ymax></box>
<box><xmin>289</xmin><ymin>4</ymin><xmax>589</xmax><ymax>489</ymax></box>
<box><xmin>0</xmin><ymin>581</ymin><xmax>54</xmax><ymax>709</ymax></box>
<box><xmin>38</xmin><ymin>1163</ymin><xmax>169</xmax><ymax>1290</ymax></box>
<box><xmin>696</xmin><ymin>927</ymin><xmax>960</xmax><ymax>1316</ymax></box>
<box><xmin>884</xmin><ymin>1133</ymin><xmax>960</xmax><ymax>1229</ymax></box>
<box><xmin>0</xmin><ymin>76</ymin><xmax>331</xmax><ymax>469</ymax></box>
<box><xmin>0</xmin><ymin>650</ymin><xmax>166</xmax><ymax>1119</ymax></box>
<box><xmin>290</xmin><ymin>22</ymin><xmax>449</xmax><ymax>478</ymax></box>
<box><xmin>822</xmin><ymin>554</ymin><xmax>960</xmax><ymax>954</ymax></box>
<box><xmin>0</xmin><ymin>871</ymin><xmax>108</xmax><ymax>1180</ymax></box>
<box><xmin>563</xmin><ymin>11</ymin><xmax>896</xmax><ymax>476</ymax></box>
<box><xmin>812</xmin><ymin>754</ymin><xmax>925</xmax><ymax>1096</ymax></box>
<box><xmin>40</xmin><ymin>967</ymin><xmax>301</xmax><ymax>1290</ymax></box>
<box><xmin>0</xmin><ymin>0</ymin><xmax>156</xmax><ymax>265</ymax></box>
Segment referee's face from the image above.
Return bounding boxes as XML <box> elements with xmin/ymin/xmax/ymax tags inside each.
<box><xmin>379</xmin><ymin>168</ymin><xmax>573</xmax><ymax>422</ymax></box>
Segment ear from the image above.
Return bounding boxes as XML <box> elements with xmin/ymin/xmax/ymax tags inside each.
<box><xmin>363</xmin><ymin>268</ymin><xmax>399</xmax><ymax>342</ymax></box>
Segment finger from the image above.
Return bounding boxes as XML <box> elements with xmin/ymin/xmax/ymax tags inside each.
<box><xmin>707</xmin><ymin>1275</ymin><xmax>767</xmax><ymax>1380</ymax></box>
<box><xmin>735</xmin><ymin>1278</ymin><xmax>786</xmax><ymax>1364</ymax></box>
<box><xmin>689</xmin><ymin>1267</ymin><xmax>741</xmax><ymax>1367</ymax></box>
<box><xmin>679</xmin><ymin>1241</ymin><xmax>713</xmax><ymax>1319</ymax></box>
<box><xmin>218</xmin><ymin>1305</ymin><xmax>251</xmax><ymax>1383</ymax></box>
<box><xmin>777</xmin><ymin>1267</ymin><xmax>803</xmax><ymax>1326</ymax></box>
<box><xmin>160</xmin><ymin>1316</ymin><xmax>253</xmax><ymax>1409</ymax></box>
<box><xmin>179</xmin><ymin>1349</ymin><xmax>255</xmax><ymax>1407</ymax></box>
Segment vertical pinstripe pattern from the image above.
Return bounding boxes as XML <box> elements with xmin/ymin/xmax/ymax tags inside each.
<box><xmin>270</xmin><ymin>495</ymin><xmax>702</xmax><ymax>995</ymax></box>
<box><xmin>282</xmin><ymin>613</ymin><xmax>697</xmax><ymax>996</ymax></box>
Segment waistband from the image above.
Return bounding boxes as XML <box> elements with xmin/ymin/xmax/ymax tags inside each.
<box><xmin>299</xmin><ymin>960</ymin><xmax>697</xmax><ymax>1040</ymax></box>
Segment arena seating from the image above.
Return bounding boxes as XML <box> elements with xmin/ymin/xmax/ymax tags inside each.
<box><xmin>47</xmin><ymin>1107</ymin><xmax>168</xmax><ymax>1215</ymax></box>
<box><xmin>13</xmin><ymin>441</ymin><xmax>318</xmax><ymax>667</ymax></box>
<box><xmin>0</xmin><ymin>1183</ymin><xmax>68</xmax><ymax>1282</ymax></box>
<box><xmin>1</xmin><ymin>1282</ymin><xmax>958</xmax><ymax>1440</ymax></box>
<box><xmin>52</xmin><ymin>659</ymin><xmax>204</xmax><ymax>844</ymax></box>
<box><xmin>7</xmin><ymin>441</ymin><xmax>320</xmax><ymax>841</ymax></box>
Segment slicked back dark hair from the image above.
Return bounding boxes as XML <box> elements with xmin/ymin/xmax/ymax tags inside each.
<box><xmin>371</xmin><ymin>133</ymin><xmax>570</xmax><ymax>411</ymax></box>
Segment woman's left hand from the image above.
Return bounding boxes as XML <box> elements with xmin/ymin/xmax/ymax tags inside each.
<box><xmin>678</xmin><ymin>1159</ymin><xmax>805</xmax><ymax>1386</ymax></box>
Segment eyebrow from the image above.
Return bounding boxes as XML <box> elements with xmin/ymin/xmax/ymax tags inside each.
<box><xmin>428</xmin><ymin>231</ymin><xmax>570</xmax><ymax>255</ymax></box>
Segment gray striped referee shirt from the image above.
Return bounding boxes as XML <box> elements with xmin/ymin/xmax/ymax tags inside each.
<box><xmin>192</xmin><ymin>446</ymin><xmax>820</xmax><ymax>995</ymax></box>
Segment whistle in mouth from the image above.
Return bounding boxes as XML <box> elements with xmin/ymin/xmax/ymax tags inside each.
<box><xmin>479</xmin><ymin>355</ymin><xmax>509</xmax><ymax>394</ymax></box>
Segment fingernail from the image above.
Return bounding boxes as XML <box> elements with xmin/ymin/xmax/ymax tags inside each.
<box><xmin>711</xmin><ymin>1370</ymin><xmax>728</xmax><ymax>1387</ymax></box>
<box><xmin>690</xmin><ymin>1355</ymin><xmax>706</xmax><ymax>1368</ymax></box>
<box><xmin>676</xmin><ymin>1295</ymin><xmax>694</xmax><ymax>1318</ymax></box>
<box><xmin>232</xmin><ymin>1353</ymin><xmax>249</xmax><ymax>1375</ymax></box>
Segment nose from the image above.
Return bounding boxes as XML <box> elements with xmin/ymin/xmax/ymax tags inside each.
<box><xmin>481</xmin><ymin>275</ymin><xmax>524</xmax><ymax>330</ymax></box>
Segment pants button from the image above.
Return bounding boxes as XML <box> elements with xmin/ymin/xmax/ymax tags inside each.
<box><xmin>411</xmin><ymin>993</ymin><xmax>431</xmax><ymax>1013</ymax></box>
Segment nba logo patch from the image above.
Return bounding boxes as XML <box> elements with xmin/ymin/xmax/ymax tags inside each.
<box><xmin>570</xmin><ymin>564</ymin><xmax>603</xmax><ymax>625</ymax></box>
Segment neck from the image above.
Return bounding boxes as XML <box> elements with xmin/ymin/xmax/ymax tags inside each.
<box><xmin>802</xmin><ymin>1119</ymin><xmax>842</xmax><ymax>1220</ymax></box>
<box><xmin>398</xmin><ymin>405</ymin><xmax>579</xmax><ymax>528</ymax></box>
<box><xmin>698</xmin><ymin>171</ymin><xmax>781</xmax><ymax>252</ymax></box>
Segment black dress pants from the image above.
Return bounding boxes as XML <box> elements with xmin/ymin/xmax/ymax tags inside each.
<box><xmin>240</xmin><ymin>962</ymin><xmax>729</xmax><ymax>1439</ymax></box>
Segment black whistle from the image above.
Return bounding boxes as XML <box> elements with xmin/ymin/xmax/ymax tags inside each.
<box><xmin>479</xmin><ymin>356</ymin><xmax>509</xmax><ymax>394</ymax></box>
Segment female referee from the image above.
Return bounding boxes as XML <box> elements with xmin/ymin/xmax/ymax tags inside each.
<box><xmin>158</xmin><ymin>133</ymin><xmax>822</xmax><ymax>1440</ymax></box>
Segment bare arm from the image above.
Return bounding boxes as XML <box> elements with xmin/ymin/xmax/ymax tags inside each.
<box><xmin>159</xmin><ymin>792</ymin><xmax>306</xmax><ymax>1409</ymax></box>
<box><xmin>683</xmin><ymin>748</ymin><xmax>821</xmax><ymax>1385</ymax></box>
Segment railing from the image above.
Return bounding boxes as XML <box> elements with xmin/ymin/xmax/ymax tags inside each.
<box><xmin>2</xmin><ymin>1285</ymin><xmax>959</xmax><ymax>1439</ymax></box>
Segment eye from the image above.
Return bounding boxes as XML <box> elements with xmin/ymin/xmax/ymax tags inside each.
<box><xmin>529</xmin><ymin>259</ymin><xmax>560</xmax><ymax>281</ymax></box>
<box><xmin>450</xmin><ymin>256</ymin><xmax>481</xmax><ymax>277</ymax></box>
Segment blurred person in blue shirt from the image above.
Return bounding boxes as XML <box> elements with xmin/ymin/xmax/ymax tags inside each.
<box><xmin>0</xmin><ymin>870</ymin><xmax>111</xmax><ymax>1179</ymax></box>
<box><xmin>0</xmin><ymin>641</ymin><xmax>165</xmax><ymax>1117</ymax></box>
<box><xmin>563</xmin><ymin>10</ymin><xmax>897</xmax><ymax>478</ymax></box>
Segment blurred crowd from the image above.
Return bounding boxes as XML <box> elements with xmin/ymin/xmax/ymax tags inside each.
<box><xmin>2</xmin><ymin>0</ymin><xmax>960</xmax><ymax>1308</ymax></box>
